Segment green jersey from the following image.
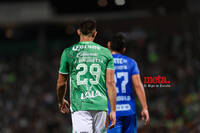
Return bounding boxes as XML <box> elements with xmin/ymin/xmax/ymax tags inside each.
<box><xmin>59</xmin><ymin>41</ymin><xmax>114</xmax><ymax>112</ymax></box>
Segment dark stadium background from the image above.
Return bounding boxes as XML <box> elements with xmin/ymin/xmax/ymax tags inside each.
<box><xmin>0</xmin><ymin>0</ymin><xmax>199</xmax><ymax>132</ymax></box>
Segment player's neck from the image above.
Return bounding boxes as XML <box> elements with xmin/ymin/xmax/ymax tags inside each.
<box><xmin>111</xmin><ymin>51</ymin><xmax>120</xmax><ymax>54</ymax></box>
<box><xmin>80</xmin><ymin>36</ymin><xmax>94</xmax><ymax>42</ymax></box>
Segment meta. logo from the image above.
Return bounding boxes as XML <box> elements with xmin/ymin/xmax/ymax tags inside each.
<box><xmin>143</xmin><ymin>75</ymin><xmax>172</xmax><ymax>88</ymax></box>
<box><xmin>144</xmin><ymin>75</ymin><xmax>170</xmax><ymax>84</ymax></box>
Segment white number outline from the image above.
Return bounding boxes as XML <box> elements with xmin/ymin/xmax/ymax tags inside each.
<box><xmin>115</xmin><ymin>72</ymin><xmax>128</xmax><ymax>93</ymax></box>
<box><xmin>89</xmin><ymin>64</ymin><xmax>101</xmax><ymax>85</ymax></box>
<box><xmin>76</xmin><ymin>64</ymin><xmax>88</xmax><ymax>85</ymax></box>
<box><xmin>76</xmin><ymin>63</ymin><xmax>101</xmax><ymax>85</ymax></box>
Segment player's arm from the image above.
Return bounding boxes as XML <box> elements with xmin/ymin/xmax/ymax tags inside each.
<box><xmin>56</xmin><ymin>73</ymin><xmax>70</xmax><ymax>114</ymax></box>
<box><xmin>132</xmin><ymin>74</ymin><xmax>150</xmax><ymax>125</ymax></box>
<box><xmin>57</xmin><ymin>49</ymin><xmax>70</xmax><ymax>114</ymax></box>
<box><xmin>106</xmin><ymin>69</ymin><xmax>116</xmax><ymax>129</ymax></box>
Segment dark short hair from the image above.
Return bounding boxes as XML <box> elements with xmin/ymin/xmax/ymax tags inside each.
<box><xmin>110</xmin><ymin>32</ymin><xmax>127</xmax><ymax>52</ymax></box>
<box><xmin>79</xmin><ymin>19</ymin><xmax>96</xmax><ymax>37</ymax></box>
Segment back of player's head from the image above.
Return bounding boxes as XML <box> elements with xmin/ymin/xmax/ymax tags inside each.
<box><xmin>110</xmin><ymin>32</ymin><xmax>127</xmax><ymax>52</ymax></box>
<box><xmin>79</xmin><ymin>19</ymin><xmax>96</xmax><ymax>37</ymax></box>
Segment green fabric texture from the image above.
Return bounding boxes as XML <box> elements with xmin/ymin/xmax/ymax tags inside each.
<box><xmin>59</xmin><ymin>41</ymin><xmax>114</xmax><ymax>112</ymax></box>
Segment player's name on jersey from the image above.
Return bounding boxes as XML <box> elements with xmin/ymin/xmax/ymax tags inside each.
<box><xmin>76</xmin><ymin>57</ymin><xmax>104</xmax><ymax>63</ymax></box>
<box><xmin>73</xmin><ymin>45</ymin><xmax>100</xmax><ymax>51</ymax></box>
<box><xmin>114</xmin><ymin>65</ymin><xmax>128</xmax><ymax>70</ymax></box>
<box><xmin>81</xmin><ymin>90</ymin><xmax>102</xmax><ymax>100</ymax></box>
<box><xmin>117</xmin><ymin>96</ymin><xmax>131</xmax><ymax>101</ymax></box>
<box><xmin>114</xmin><ymin>58</ymin><xmax>128</xmax><ymax>64</ymax></box>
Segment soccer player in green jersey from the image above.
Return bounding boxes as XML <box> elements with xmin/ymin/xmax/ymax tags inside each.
<box><xmin>56</xmin><ymin>19</ymin><xmax>116</xmax><ymax>133</ymax></box>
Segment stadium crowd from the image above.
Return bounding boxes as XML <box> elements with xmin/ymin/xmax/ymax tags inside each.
<box><xmin>0</xmin><ymin>29</ymin><xmax>199</xmax><ymax>133</ymax></box>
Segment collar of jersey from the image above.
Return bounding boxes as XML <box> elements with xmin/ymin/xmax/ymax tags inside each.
<box><xmin>79</xmin><ymin>41</ymin><xmax>93</xmax><ymax>44</ymax></box>
<box><xmin>112</xmin><ymin>53</ymin><xmax>121</xmax><ymax>56</ymax></box>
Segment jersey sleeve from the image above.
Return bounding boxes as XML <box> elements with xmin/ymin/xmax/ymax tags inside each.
<box><xmin>59</xmin><ymin>49</ymin><xmax>69</xmax><ymax>74</ymax></box>
<box><xmin>131</xmin><ymin>60</ymin><xmax>140</xmax><ymax>75</ymax></box>
<box><xmin>106</xmin><ymin>50</ymin><xmax>114</xmax><ymax>70</ymax></box>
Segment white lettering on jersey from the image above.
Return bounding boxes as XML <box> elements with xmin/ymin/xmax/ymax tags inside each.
<box><xmin>116</xmin><ymin>104</ymin><xmax>131</xmax><ymax>111</ymax></box>
<box><xmin>73</xmin><ymin>45</ymin><xmax>100</xmax><ymax>51</ymax></box>
<box><xmin>114</xmin><ymin>58</ymin><xmax>127</xmax><ymax>64</ymax></box>
<box><xmin>81</xmin><ymin>90</ymin><xmax>102</xmax><ymax>100</ymax></box>
<box><xmin>114</xmin><ymin>65</ymin><xmax>128</xmax><ymax>70</ymax></box>
<box><xmin>117</xmin><ymin>96</ymin><xmax>131</xmax><ymax>101</ymax></box>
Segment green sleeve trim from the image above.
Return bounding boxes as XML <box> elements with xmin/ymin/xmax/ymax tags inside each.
<box><xmin>106</xmin><ymin>68</ymin><xmax>114</xmax><ymax>70</ymax></box>
<box><xmin>59</xmin><ymin>71</ymin><xmax>69</xmax><ymax>75</ymax></box>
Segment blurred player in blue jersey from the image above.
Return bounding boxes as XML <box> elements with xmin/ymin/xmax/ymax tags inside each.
<box><xmin>107</xmin><ymin>32</ymin><xmax>150</xmax><ymax>133</ymax></box>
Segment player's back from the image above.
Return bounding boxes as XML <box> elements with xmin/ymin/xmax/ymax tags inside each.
<box><xmin>59</xmin><ymin>41</ymin><xmax>114</xmax><ymax>112</ymax></box>
<box><xmin>111</xmin><ymin>54</ymin><xmax>139</xmax><ymax>117</ymax></box>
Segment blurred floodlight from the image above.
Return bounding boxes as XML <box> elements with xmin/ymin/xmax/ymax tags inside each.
<box><xmin>115</xmin><ymin>0</ymin><xmax>126</xmax><ymax>6</ymax></box>
<box><xmin>98</xmin><ymin>0</ymin><xmax>108</xmax><ymax>7</ymax></box>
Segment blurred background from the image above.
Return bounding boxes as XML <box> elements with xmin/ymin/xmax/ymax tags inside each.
<box><xmin>0</xmin><ymin>0</ymin><xmax>200</xmax><ymax>133</ymax></box>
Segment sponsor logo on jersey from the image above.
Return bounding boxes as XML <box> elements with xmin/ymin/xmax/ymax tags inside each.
<box><xmin>114</xmin><ymin>58</ymin><xmax>127</xmax><ymax>64</ymax></box>
<box><xmin>117</xmin><ymin>96</ymin><xmax>131</xmax><ymax>101</ymax></box>
<box><xmin>114</xmin><ymin>65</ymin><xmax>128</xmax><ymax>70</ymax></box>
<box><xmin>72</xmin><ymin>45</ymin><xmax>100</xmax><ymax>51</ymax></box>
<box><xmin>116</xmin><ymin>104</ymin><xmax>131</xmax><ymax>111</ymax></box>
<box><xmin>76</xmin><ymin>52</ymin><xmax>98</xmax><ymax>57</ymax></box>
<box><xmin>81</xmin><ymin>90</ymin><xmax>102</xmax><ymax>100</ymax></box>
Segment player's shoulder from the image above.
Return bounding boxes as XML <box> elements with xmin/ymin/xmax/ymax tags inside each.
<box><xmin>93</xmin><ymin>42</ymin><xmax>112</xmax><ymax>54</ymax></box>
<box><xmin>62</xmin><ymin>42</ymin><xmax>79</xmax><ymax>52</ymax></box>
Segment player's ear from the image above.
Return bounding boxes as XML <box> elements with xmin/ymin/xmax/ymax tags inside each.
<box><xmin>93</xmin><ymin>31</ymin><xmax>97</xmax><ymax>38</ymax></box>
<box><xmin>122</xmin><ymin>47</ymin><xmax>126</xmax><ymax>54</ymax></box>
<box><xmin>77</xmin><ymin>29</ymin><xmax>81</xmax><ymax>36</ymax></box>
<box><xmin>107</xmin><ymin>41</ymin><xmax>111</xmax><ymax>49</ymax></box>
